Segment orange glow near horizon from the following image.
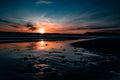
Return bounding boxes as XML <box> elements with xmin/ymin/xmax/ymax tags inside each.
<box><xmin>0</xmin><ymin>24</ymin><xmax>100</xmax><ymax>34</ymax></box>
<box><xmin>39</xmin><ymin>27</ymin><xmax>45</xmax><ymax>34</ymax></box>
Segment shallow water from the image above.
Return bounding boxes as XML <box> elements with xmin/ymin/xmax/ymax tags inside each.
<box><xmin>0</xmin><ymin>39</ymin><xmax>120</xmax><ymax>80</ymax></box>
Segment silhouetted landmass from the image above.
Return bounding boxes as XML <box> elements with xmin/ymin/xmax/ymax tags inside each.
<box><xmin>0</xmin><ymin>32</ymin><xmax>84</xmax><ymax>37</ymax></box>
<box><xmin>0</xmin><ymin>32</ymin><xmax>90</xmax><ymax>43</ymax></box>
<box><xmin>0</xmin><ymin>31</ymin><xmax>120</xmax><ymax>43</ymax></box>
<box><xmin>85</xmin><ymin>32</ymin><xmax>120</xmax><ymax>36</ymax></box>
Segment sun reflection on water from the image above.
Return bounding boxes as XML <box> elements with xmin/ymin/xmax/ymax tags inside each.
<box><xmin>39</xmin><ymin>40</ymin><xmax>45</xmax><ymax>49</ymax></box>
<box><xmin>0</xmin><ymin>39</ymin><xmax>78</xmax><ymax>51</ymax></box>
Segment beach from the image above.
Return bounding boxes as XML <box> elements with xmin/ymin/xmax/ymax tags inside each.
<box><xmin>0</xmin><ymin>36</ymin><xmax>120</xmax><ymax>80</ymax></box>
<box><xmin>0</xmin><ymin>0</ymin><xmax>120</xmax><ymax>79</ymax></box>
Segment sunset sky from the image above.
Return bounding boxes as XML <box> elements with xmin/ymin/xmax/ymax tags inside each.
<box><xmin>0</xmin><ymin>0</ymin><xmax>120</xmax><ymax>34</ymax></box>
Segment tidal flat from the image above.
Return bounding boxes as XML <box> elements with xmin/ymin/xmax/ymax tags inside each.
<box><xmin>0</xmin><ymin>36</ymin><xmax>120</xmax><ymax>80</ymax></box>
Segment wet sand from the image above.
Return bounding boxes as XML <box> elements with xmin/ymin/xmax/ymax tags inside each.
<box><xmin>0</xmin><ymin>37</ymin><xmax>120</xmax><ymax>80</ymax></box>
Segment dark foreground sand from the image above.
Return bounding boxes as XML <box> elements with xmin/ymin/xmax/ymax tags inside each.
<box><xmin>70</xmin><ymin>38</ymin><xmax>120</xmax><ymax>80</ymax></box>
<box><xmin>71</xmin><ymin>38</ymin><xmax>120</xmax><ymax>57</ymax></box>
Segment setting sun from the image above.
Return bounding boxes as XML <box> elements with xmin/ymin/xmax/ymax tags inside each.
<box><xmin>39</xmin><ymin>27</ymin><xmax>45</xmax><ymax>34</ymax></box>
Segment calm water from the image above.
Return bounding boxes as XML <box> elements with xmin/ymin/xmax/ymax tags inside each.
<box><xmin>0</xmin><ymin>39</ymin><xmax>119</xmax><ymax>80</ymax></box>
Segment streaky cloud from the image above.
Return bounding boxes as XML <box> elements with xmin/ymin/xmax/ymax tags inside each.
<box><xmin>0</xmin><ymin>19</ymin><xmax>13</xmax><ymax>24</ymax></box>
<box><xmin>36</xmin><ymin>0</ymin><xmax>53</xmax><ymax>4</ymax></box>
<box><xmin>25</xmin><ymin>22</ymin><xmax>36</xmax><ymax>30</ymax></box>
<box><xmin>0</xmin><ymin>17</ymin><xmax>36</xmax><ymax>31</ymax></box>
<box><xmin>9</xmin><ymin>25</ymin><xmax>20</xmax><ymax>28</ymax></box>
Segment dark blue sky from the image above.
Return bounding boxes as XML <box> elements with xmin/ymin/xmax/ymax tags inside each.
<box><xmin>0</xmin><ymin>0</ymin><xmax>120</xmax><ymax>33</ymax></box>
